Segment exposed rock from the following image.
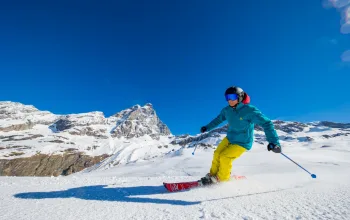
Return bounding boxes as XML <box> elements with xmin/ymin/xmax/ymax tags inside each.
<box><xmin>1</xmin><ymin>134</ymin><xmax>43</xmax><ymax>142</ymax></box>
<box><xmin>305</xmin><ymin>136</ymin><xmax>314</xmax><ymax>142</ymax></box>
<box><xmin>318</xmin><ymin>121</ymin><xmax>350</xmax><ymax>129</ymax></box>
<box><xmin>279</xmin><ymin>135</ymin><xmax>295</xmax><ymax>141</ymax></box>
<box><xmin>149</xmin><ymin>134</ymin><xmax>160</xmax><ymax>140</ymax></box>
<box><xmin>255</xmin><ymin>120</ymin><xmax>308</xmax><ymax>133</ymax></box>
<box><xmin>68</xmin><ymin>127</ymin><xmax>108</xmax><ymax>139</ymax></box>
<box><xmin>196</xmin><ymin>142</ymin><xmax>214</xmax><ymax>149</ymax></box>
<box><xmin>0</xmin><ymin>122</ymin><xmax>35</xmax><ymax>132</ymax></box>
<box><xmin>322</xmin><ymin>133</ymin><xmax>350</xmax><ymax>139</ymax></box>
<box><xmin>4</xmin><ymin>152</ymin><xmax>25</xmax><ymax>157</ymax></box>
<box><xmin>0</xmin><ymin>135</ymin><xmax>24</xmax><ymax>140</ymax></box>
<box><xmin>52</xmin><ymin>118</ymin><xmax>74</xmax><ymax>131</ymax></box>
<box><xmin>273</xmin><ymin>120</ymin><xmax>308</xmax><ymax>133</ymax></box>
<box><xmin>64</xmin><ymin>148</ymin><xmax>78</xmax><ymax>152</ymax></box>
<box><xmin>85</xmin><ymin>128</ymin><xmax>108</xmax><ymax>139</ymax></box>
<box><xmin>86</xmin><ymin>145</ymin><xmax>99</xmax><ymax>151</ymax></box>
<box><xmin>54</xmin><ymin>135</ymin><xmax>69</xmax><ymax>140</ymax></box>
<box><xmin>0</xmin><ymin>102</ymin><xmax>58</xmax><ymax>130</ymax></box>
<box><xmin>176</xmin><ymin>134</ymin><xmax>190</xmax><ymax>139</ymax></box>
<box><xmin>50</xmin><ymin>112</ymin><xmax>106</xmax><ymax>132</ymax></box>
<box><xmin>0</xmin><ymin>153</ymin><xmax>109</xmax><ymax>176</ymax></box>
<box><xmin>297</xmin><ymin>136</ymin><xmax>314</xmax><ymax>142</ymax></box>
<box><xmin>110</xmin><ymin>104</ymin><xmax>170</xmax><ymax>139</ymax></box>
<box><xmin>6</xmin><ymin>145</ymin><xmax>32</xmax><ymax>150</ymax></box>
<box><xmin>46</xmin><ymin>140</ymin><xmax>65</xmax><ymax>144</ymax></box>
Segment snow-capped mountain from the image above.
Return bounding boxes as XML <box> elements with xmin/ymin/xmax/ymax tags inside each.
<box><xmin>0</xmin><ymin>101</ymin><xmax>58</xmax><ymax>132</ymax></box>
<box><xmin>0</xmin><ymin>101</ymin><xmax>174</xmax><ymax>176</ymax></box>
<box><xmin>0</xmin><ymin>101</ymin><xmax>349</xmax><ymax>177</ymax></box>
<box><xmin>108</xmin><ymin>103</ymin><xmax>170</xmax><ymax>139</ymax></box>
<box><xmin>171</xmin><ymin>120</ymin><xmax>350</xmax><ymax>148</ymax></box>
<box><xmin>48</xmin><ymin>103</ymin><xmax>170</xmax><ymax>140</ymax></box>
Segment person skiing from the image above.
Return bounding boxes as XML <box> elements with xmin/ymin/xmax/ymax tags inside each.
<box><xmin>199</xmin><ymin>86</ymin><xmax>281</xmax><ymax>185</ymax></box>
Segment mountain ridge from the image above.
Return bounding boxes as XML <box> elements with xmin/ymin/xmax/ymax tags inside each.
<box><xmin>0</xmin><ymin>101</ymin><xmax>349</xmax><ymax>176</ymax></box>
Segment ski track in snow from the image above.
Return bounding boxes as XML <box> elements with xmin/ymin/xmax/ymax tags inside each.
<box><xmin>1</xmin><ymin>175</ymin><xmax>350</xmax><ymax>220</ymax></box>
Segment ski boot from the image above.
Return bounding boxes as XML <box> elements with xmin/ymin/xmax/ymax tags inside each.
<box><xmin>199</xmin><ymin>173</ymin><xmax>219</xmax><ymax>186</ymax></box>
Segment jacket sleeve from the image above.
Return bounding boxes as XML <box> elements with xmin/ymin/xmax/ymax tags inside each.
<box><xmin>205</xmin><ymin>108</ymin><xmax>226</xmax><ymax>131</ymax></box>
<box><xmin>248</xmin><ymin>106</ymin><xmax>280</xmax><ymax>146</ymax></box>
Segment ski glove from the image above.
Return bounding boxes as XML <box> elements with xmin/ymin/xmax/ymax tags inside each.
<box><xmin>200</xmin><ymin>126</ymin><xmax>207</xmax><ymax>133</ymax></box>
<box><xmin>267</xmin><ymin>143</ymin><xmax>281</xmax><ymax>153</ymax></box>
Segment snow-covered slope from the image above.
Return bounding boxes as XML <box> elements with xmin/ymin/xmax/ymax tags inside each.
<box><xmin>1</xmin><ymin>132</ymin><xmax>350</xmax><ymax>219</ymax></box>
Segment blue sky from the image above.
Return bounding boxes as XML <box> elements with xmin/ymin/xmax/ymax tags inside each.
<box><xmin>0</xmin><ymin>0</ymin><xmax>349</xmax><ymax>135</ymax></box>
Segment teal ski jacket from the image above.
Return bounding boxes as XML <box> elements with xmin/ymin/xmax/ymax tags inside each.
<box><xmin>205</xmin><ymin>102</ymin><xmax>280</xmax><ymax>150</ymax></box>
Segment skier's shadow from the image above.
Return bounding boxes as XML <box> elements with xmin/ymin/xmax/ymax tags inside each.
<box><xmin>14</xmin><ymin>185</ymin><xmax>199</xmax><ymax>206</ymax></box>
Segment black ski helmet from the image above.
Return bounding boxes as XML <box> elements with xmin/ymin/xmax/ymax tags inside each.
<box><xmin>225</xmin><ymin>86</ymin><xmax>245</xmax><ymax>102</ymax></box>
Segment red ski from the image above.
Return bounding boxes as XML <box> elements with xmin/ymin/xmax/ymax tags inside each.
<box><xmin>163</xmin><ymin>180</ymin><xmax>200</xmax><ymax>192</ymax></box>
<box><xmin>163</xmin><ymin>175</ymin><xmax>246</xmax><ymax>192</ymax></box>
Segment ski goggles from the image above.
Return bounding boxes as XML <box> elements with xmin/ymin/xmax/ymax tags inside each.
<box><xmin>225</xmin><ymin>94</ymin><xmax>238</xmax><ymax>101</ymax></box>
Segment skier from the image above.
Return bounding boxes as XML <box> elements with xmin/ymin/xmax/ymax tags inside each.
<box><xmin>199</xmin><ymin>86</ymin><xmax>281</xmax><ymax>185</ymax></box>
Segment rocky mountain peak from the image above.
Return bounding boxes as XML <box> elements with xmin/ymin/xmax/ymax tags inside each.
<box><xmin>109</xmin><ymin>103</ymin><xmax>170</xmax><ymax>139</ymax></box>
<box><xmin>110</xmin><ymin>104</ymin><xmax>156</xmax><ymax>122</ymax></box>
<box><xmin>144</xmin><ymin>103</ymin><xmax>153</xmax><ymax>108</ymax></box>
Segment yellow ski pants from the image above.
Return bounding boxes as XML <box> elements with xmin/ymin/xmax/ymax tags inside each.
<box><xmin>210</xmin><ymin>137</ymin><xmax>246</xmax><ymax>181</ymax></box>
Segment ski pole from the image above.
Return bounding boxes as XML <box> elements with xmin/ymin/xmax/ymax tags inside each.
<box><xmin>281</xmin><ymin>152</ymin><xmax>317</xmax><ymax>179</ymax></box>
<box><xmin>192</xmin><ymin>143</ymin><xmax>198</xmax><ymax>155</ymax></box>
